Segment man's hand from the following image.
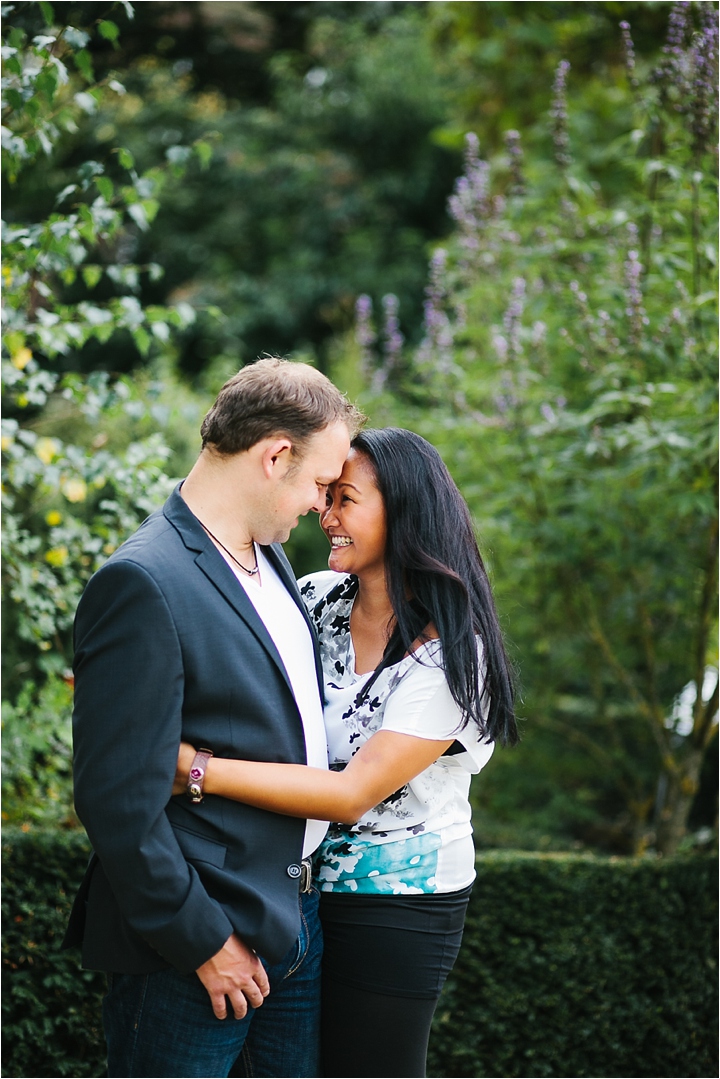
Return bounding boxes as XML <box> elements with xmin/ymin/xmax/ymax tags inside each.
<box><xmin>196</xmin><ymin>933</ymin><xmax>270</xmax><ymax>1020</ymax></box>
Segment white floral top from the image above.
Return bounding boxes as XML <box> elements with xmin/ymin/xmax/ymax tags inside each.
<box><xmin>299</xmin><ymin>571</ymin><xmax>494</xmax><ymax>895</ymax></box>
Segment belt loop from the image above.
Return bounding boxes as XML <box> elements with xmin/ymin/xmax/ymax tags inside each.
<box><xmin>299</xmin><ymin>857</ymin><xmax>313</xmax><ymax>893</ymax></box>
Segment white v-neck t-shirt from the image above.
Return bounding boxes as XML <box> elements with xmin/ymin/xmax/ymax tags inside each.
<box><xmin>218</xmin><ymin>544</ymin><xmax>329</xmax><ymax>857</ymax></box>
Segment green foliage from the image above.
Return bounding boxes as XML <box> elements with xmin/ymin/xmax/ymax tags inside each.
<box><xmin>427</xmin><ymin>1</ymin><xmax>671</xmax><ymax>151</ymax></box>
<box><xmin>7</xmin><ymin>5</ymin><xmax>462</xmax><ymax>375</ymax></box>
<box><xmin>428</xmin><ymin>851</ymin><xmax>719</xmax><ymax>1078</ymax></box>
<box><xmin>1</xmin><ymin>3</ymin><xmax>213</xmax><ymax>820</ymax></box>
<box><xmin>1</xmin><ymin>829</ymin><xmax>106</xmax><ymax>1079</ymax></box>
<box><xmin>2</xmin><ymin>830</ymin><xmax>716</xmax><ymax>1079</ymax></box>
<box><xmin>355</xmin><ymin>4</ymin><xmax>718</xmax><ymax>853</ymax></box>
<box><xmin>2</xmin><ymin>676</ymin><xmax>75</xmax><ymax>827</ymax></box>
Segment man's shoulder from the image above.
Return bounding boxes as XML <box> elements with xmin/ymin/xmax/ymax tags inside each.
<box><xmin>102</xmin><ymin>507</ymin><xmax>178</xmax><ymax>572</ymax></box>
<box><xmin>86</xmin><ymin>500</ymin><xmax>197</xmax><ymax>599</ymax></box>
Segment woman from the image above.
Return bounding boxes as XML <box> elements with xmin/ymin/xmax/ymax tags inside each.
<box><xmin>176</xmin><ymin>428</ymin><xmax>517</xmax><ymax>1078</ymax></box>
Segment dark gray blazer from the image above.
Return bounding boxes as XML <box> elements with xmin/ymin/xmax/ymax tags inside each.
<box><xmin>64</xmin><ymin>484</ymin><xmax>323</xmax><ymax>973</ymax></box>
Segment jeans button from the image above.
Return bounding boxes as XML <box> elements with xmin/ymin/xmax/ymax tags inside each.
<box><xmin>287</xmin><ymin>863</ymin><xmax>302</xmax><ymax>879</ymax></box>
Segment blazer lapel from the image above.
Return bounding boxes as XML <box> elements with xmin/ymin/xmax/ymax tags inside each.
<box><xmin>163</xmin><ymin>485</ymin><xmax>295</xmax><ymax>698</ymax></box>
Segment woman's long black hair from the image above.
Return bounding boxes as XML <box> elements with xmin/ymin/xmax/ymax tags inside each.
<box><xmin>352</xmin><ymin>428</ymin><xmax>518</xmax><ymax>747</ymax></box>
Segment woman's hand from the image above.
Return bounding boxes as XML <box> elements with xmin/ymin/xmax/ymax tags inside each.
<box><xmin>173</xmin><ymin>741</ymin><xmax>198</xmax><ymax>796</ymax></box>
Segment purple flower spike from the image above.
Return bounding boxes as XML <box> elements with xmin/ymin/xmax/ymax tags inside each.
<box><xmin>504</xmin><ymin>129</ymin><xmax>525</xmax><ymax>194</ymax></box>
<box><xmin>448</xmin><ymin>132</ymin><xmax>491</xmax><ymax>262</ymax></box>
<box><xmin>620</xmin><ymin>21</ymin><xmax>639</xmax><ymax>89</ymax></box>
<box><xmin>623</xmin><ymin>224</ymin><xmax>646</xmax><ymax>347</ymax></box>
<box><xmin>551</xmin><ymin>60</ymin><xmax>571</xmax><ymax>170</ymax></box>
<box><xmin>502</xmin><ymin>277</ymin><xmax>526</xmax><ymax>363</ymax></box>
<box><xmin>354</xmin><ymin>294</ymin><xmax>376</xmax><ymax>373</ymax></box>
<box><xmin>690</xmin><ymin>5</ymin><xmax>719</xmax><ymax>156</ymax></box>
<box><xmin>417</xmin><ymin>248</ymin><xmax>454</xmax><ymax>374</ymax></box>
<box><xmin>381</xmin><ymin>294</ymin><xmax>403</xmax><ymax>368</ymax></box>
<box><xmin>651</xmin><ymin>2</ymin><xmax>691</xmax><ymax>94</ymax></box>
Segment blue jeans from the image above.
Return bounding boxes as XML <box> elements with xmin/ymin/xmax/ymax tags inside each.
<box><xmin>103</xmin><ymin>889</ymin><xmax>322</xmax><ymax>1078</ymax></box>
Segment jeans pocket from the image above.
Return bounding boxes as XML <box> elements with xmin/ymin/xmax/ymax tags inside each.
<box><xmin>284</xmin><ymin>903</ymin><xmax>309</xmax><ymax>978</ymax></box>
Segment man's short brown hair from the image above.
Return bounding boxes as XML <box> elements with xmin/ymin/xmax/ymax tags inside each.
<box><xmin>200</xmin><ymin>357</ymin><xmax>364</xmax><ymax>456</ymax></box>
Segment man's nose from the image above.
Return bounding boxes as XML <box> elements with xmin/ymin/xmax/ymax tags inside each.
<box><xmin>310</xmin><ymin>490</ymin><xmax>329</xmax><ymax>514</ymax></box>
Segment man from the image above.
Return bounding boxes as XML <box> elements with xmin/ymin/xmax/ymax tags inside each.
<box><xmin>64</xmin><ymin>358</ymin><xmax>362</xmax><ymax>1078</ymax></box>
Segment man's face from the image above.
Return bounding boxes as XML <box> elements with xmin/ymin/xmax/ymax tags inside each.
<box><xmin>254</xmin><ymin>421</ymin><xmax>351</xmax><ymax>544</ymax></box>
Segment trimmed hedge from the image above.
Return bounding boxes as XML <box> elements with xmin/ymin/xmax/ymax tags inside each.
<box><xmin>428</xmin><ymin>851</ymin><xmax>718</xmax><ymax>1079</ymax></box>
<box><xmin>2</xmin><ymin>829</ymin><xmax>106</xmax><ymax>1079</ymax></box>
<box><xmin>2</xmin><ymin>832</ymin><xmax>717</xmax><ymax>1079</ymax></box>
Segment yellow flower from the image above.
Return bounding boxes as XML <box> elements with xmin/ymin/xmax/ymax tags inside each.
<box><xmin>1</xmin><ymin>435</ymin><xmax>13</xmax><ymax>451</ymax></box>
<box><xmin>2</xmin><ymin>265</ymin><xmax>12</xmax><ymax>285</ymax></box>
<box><xmin>45</xmin><ymin>546</ymin><xmax>69</xmax><ymax>567</ymax></box>
<box><xmin>35</xmin><ymin>437</ymin><xmax>60</xmax><ymax>464</ymax></box>
<box><xmin>61</xmin><ymin>477</ymin><xmax>87</xmax><ymax>503</ymax></box>
<box><xmin>45</xmin><ymin>510</ymin><xmax>63</xmax><ymax>526</ymax></box>
<box><xmin>11</xmin><ymin>347</ymin><xmax>32</xmax><ymax>370</ymax></box>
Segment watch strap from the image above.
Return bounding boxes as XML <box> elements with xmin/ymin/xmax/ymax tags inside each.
<box><xmin>186</xmin><ymin>747</ymin><xmax>214</xmax><ymax>804</ymax></box>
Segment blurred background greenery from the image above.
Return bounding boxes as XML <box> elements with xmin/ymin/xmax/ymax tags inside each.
<box><xmin>2</xmin><ymin>0</ymin><xmax>717</xmax><ymax>858</ymax></box>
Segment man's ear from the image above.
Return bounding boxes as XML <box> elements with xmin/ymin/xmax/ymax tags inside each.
<box><xmin>259</xmin><ymin>437</ymin><xmax>294</xmax><ymax>480</ymax></box>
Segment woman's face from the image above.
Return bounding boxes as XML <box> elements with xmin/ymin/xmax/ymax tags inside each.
<box><xmin>321</xmin><ymin>449</ymin><xmax>387</xmax><ymax>579</ymax></box>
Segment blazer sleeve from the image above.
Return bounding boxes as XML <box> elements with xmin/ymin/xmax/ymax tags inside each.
<box><xmin>72</xmin><ymin>558</ymin><xmax>234</xmax><ymax>972</ymax></box>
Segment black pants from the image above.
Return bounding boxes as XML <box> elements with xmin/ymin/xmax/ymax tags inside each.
<box><xmin>318</xmin><ymin>886</ymin><xmax>472</xmax><ymax>1079</ymax></box>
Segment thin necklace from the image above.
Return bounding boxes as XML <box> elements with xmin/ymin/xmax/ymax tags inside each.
<box><xmin>200</xmin><ymin>522</ymin><xmax>260</xmax><ymax>576</ymax></box>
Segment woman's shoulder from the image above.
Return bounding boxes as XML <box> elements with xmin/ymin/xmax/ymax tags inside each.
<box><xmin>297</xmin><ymin>571</ymin><xmax>356</xmax><ymax>612</ymax></box>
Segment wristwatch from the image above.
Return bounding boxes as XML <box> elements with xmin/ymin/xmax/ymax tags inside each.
<box><xmin>186</xmin><ymin>747</ymin><xmax>214</xmax><ymax>804</ymax></box>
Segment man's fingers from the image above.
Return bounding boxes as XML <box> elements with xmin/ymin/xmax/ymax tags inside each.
<box><xmin>254</xmin><ymin>965</ymin><xmax>270</xmax><ymax>997</ymax></box>
<box><xmin>209</xmin><ymin>982</ymin><xmax>265</xmax><ymax>1021</ymax></box>
<box><xmin>228</xmin><ymin>990</ymin><xmax>250</xmax><ymax>1020</ymax></box>
<box><xmin>210</xmin><ymin>992</ymin><xmax>229</xmax><ymax>1021</ymax></box>
<box><xmin>240</xmin><ymin>979</ymin><xmax>266</xmax><ymax>1011</ymax></box>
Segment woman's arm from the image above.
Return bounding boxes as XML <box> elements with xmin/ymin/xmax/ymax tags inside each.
<box><xmin>175</xmin><ymin>731</ymin><xmax>453</xmax><ymax>825</ymax></box>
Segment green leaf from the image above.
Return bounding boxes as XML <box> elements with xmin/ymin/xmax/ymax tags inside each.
<box><xmin>98</xmin><ymin>20</ymin><xmax>119</xmax><ymax>43</ymax></box>
<box><xmin>141</xmin><ymin>199</ymin><xmax>160</xmax><ymax>224</ymax></box>
<box><xmin>4</xmin><ymin>88</ymin><xmax>23</xmax><ymax>111</ymax></box>
<box><xmin>81</xmin><ymin>266</ymin><xmax>103</xmax><ymax>290</ymax></box>
<box><xmin>35</xmin><ymin>68</ymin><xmax>58</xmax><ymax>101</ymax></box>
<box><xmin>132</xmin><ymin>326</ymin><xmax>151</xmax><ymax>356</ymax></box>
<box><xmin>93</xmin><ymin>323</ymin><xmax>114</xmax><ymax>344</ymax></box>
<box><xmin>74</xmin><ymin>48</ymin><xmax>94</xmax><ymax>83</ymax></box>
<box><xmin>117</xmin><ymin>148</ymin><xmax>134</xmax><ymax>170</ymax></box>
<box><xmin>60</xmin><ymin>268</ymin><xmax>76</xmax><ymax>286</ymax></box>
<box><xmin>96</xmin><ymin>176</ymin><xmax>114</xmax><ymax>202</ymax></box>
<box><xmin>194</xmin><ymin>141</ymin><xmax>213</xmax><ymax>171</ymax></box>
<box><xmin>39</xmin><ymin>2</ymin><xmax>55</xmax><ymax>26</ymax></box>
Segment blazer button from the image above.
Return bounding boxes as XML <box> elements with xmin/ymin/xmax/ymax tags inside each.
<box><xmin>286</xmin><ymin>863</ymin><xmax>302</xmax><ymax>879</ymax></box>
